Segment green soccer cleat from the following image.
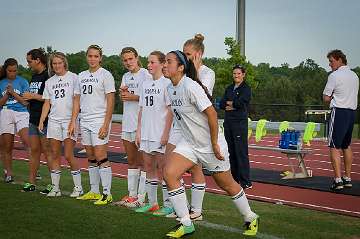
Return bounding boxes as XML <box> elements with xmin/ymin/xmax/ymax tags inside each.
<box><xmin>135</xmin><ymin>203</ymin><xmax>160</xmax><ymax>213</ymax></box>
<box><xmin>166</xmin><ymin>223</ymin><xmax>195</xmax><ymax>238</ymax></box>
<box><xmin>76</xmin><ymin>191</ymin><xmax>102</xmax><ymax>201</ymax></box>
<box><xmin>22</xmin><ymin>182</ymin><xmax>36</xmax><ymax>192</ymax></box>
<box><xmin>94</xmin><ymin>194</ymin><xmax>113</xmax><ymax>205</ymax></box>
<box><xmin>40</xmin><ymin>184</ymin><xmax>53</xmax><ymax>195</ymax></box>
<box><xmin>153</xmin><ymin>206</ymin><xmax>175</xmax><ymax>216</ymax></box>
<box><xmin>243</xmin><ymin>217</ymin><xmax>259</xmax><ymax>236</ymax></box>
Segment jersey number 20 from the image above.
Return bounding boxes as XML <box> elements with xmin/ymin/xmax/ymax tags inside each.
<box><xmin>82</xmin><ymin>85</ymin><xmax>93</xmax><ymax>94</ymax></box>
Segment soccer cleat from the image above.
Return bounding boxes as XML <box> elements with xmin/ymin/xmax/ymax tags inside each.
<box><xmin>330</xmin><ymin>180</ymin><xmax>344</xmax><ymax>191</ymax></box>
<box><xmin>94</xmin><ymin>194</ymin><xmax>113</xmax><ymax>205</ymax></box>
<box><xmin>135</xmin><ymin>204</ymin><xmax>160</xmax><ymax>213</ymax></box>
<box><xmin>4</xmin><ymin>175</ymin><xmax>14</xmax><ymax>183</ymax></box>
<box><xmin>113</xmin><ymin>195</ymin><xmax>136</xmax><ymax>206</ymax></box>
<box><xmin>22</xmin><ymin>183</ymin><xmax>36</xmax><ymax>192</ymax></box>
<box><xmin>124</xmin><ymin>198</ymin><xmax>145</xmax><ymax>208</ymax></box>
<box><xmin>153</xmin><ymin>206</ymin><xmax>175</xmax><ymax>217</ymax></box>
<box><xmin>70</xmin><ymin>186</ymin><xmax>84</xmax><ymax>198</ymax></box>
<box><xmin>342</xmin><ymin>177</ymin><xmax>352</xmax><ymax>188</ymax></box>
<box><xmin>189</xmin><ymin>210</ymin><xmax>203</xmax><ymax>221</ymax></box>
<box><xmin>243</xmin><ymin>217</ymin><xmax>259</xmax><ymax>236</ymax></box>
<box><xmin>166</xmin><ymin>223</ymin><xmax>195</xmax><ymax>238</ymax></box>
<box><xmin>76</xmin><ymin>191</ymin><xmax>102</xmax><ymax>200</ymax></box>
<box><xmin>36</xmin><ymin>171</ymin><xmax>42</xmax><ymax>180</ymax></box>
<box><xmin>40</xmin><ymin>184</ymin><xmax>53</xmax><ymax>195</ymax></box>
<box><xmin>47</xmin><ymin>188</ymin><xmax>61</xmax><ymax>197</ymax></box>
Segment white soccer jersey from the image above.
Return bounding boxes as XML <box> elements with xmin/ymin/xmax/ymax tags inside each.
<box><xmin>75</xmin><ymin>67</ymin><xmax>115</xmax><ymax>121</ymax></box>
<box><xmin>199</xmin><ymin>65</ymin><xmax>215</xmax><ymax>96</ymax></box>
<box><xmin>167</xmin><ymin>76</ymin><xmax>213</xmax><ymax>152</ymax></box>
<box><xmin>43</xmin><ymin>71</ymin><xmax>78</xmax><ymax>122</ymax></box>
<box><xmin>121</xmin><ymin>68</ymin><xmax>151</xmax><ymax>132</ymax></box>
<box><xmin>139</xmin><ymin>76</ymin><xmax>171</xmax><ymax>141</ymax></box>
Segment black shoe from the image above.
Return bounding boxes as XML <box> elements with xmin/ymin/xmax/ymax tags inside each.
<box><xmin>40</xmin><ymin>184</ymin><xmax>53</xmax><ymax>195</ymax></box>
<box><xmin>22</xmin><ymin>183</ymin><xmax>36</xmax><ymax>192</ymax></box>
<box><xmin>341</xmin><ymin>177</ymin><xmax>352</xmax><ymax>188</ymax></box>
<box><xmin>330</xmin><ymin>180</ymin><xmax>343</xmax><ymax>191</ymax></box>
<box><xmin>243</xmin><ymin>183</ymin><xmax>253</xmax><ymax>190</ymax></box>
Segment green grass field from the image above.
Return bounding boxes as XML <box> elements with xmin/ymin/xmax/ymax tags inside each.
<box><xmin>1</xmin><ymin>160</ymin><xmax>359</xmax><ymax>239</ymax></box>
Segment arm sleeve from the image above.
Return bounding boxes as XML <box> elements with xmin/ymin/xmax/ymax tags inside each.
<box><xmin>188</xmin><ymin>81</ymin><xmax>212</xmax><ymax>112</ymax></box>
<box><xmin>323</xmin><ymin>74</ymin><xmax>336</xmax><ymax>96</ymax></box>
<box><xmin>42</xmin><ymin>81</ymin><xmax>50</xmax><ymax>99</ymax></box>
<box><xmin>104</xmin><ymin>71</ymin><xmax>116</xmax><ymax>94</ymax></box>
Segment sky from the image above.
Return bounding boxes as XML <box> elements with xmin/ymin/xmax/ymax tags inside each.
<box><xmin>1</xmin><ymin>0</ymin><xmax>359</xmax><ymax>69</ymax></box>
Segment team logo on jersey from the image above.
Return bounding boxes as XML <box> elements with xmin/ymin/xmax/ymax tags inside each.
<box><xmin>130</xmin><ymin>77</ymin><xmax>134</xmax><ymax>81</ymax></box>
<box><xmin>58</xmin><ymin>78</ymin><xmax>62</xmax><ymax>82</ymax></box>
<box><xmin>151</xmin><ymin>83</ymin><xmax>155</xmax><ymax>87</ymax></box>
<box><xmin>173</xmin><ymin>91</ymin><xmax>176</xmax><ymax>95</ymax></box>
<box><xmin>90</xmin><ymin>74</ymin><xmax>93</xmax><ymax>77</ymax></box>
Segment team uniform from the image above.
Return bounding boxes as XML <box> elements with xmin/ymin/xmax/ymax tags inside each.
<box><xmin>166</xmin><ymin>76</ymin><xmax>258</xmax><ymax>238</ymax></box>
<box><xmin>0</xmin><ymin>76</ymin><xmax>29</xmax><ymax>135</ymax></box>
<box><xmin>168</xmin><ymin>65</ymin><xmax>215</xmax><ymax>146</ymax></box>
<box><xmin>324</xmin><ymin>65</ymin><xmax>359</xmax><ymax>149</ymax></box>
<box><xmin>43</xmin><ymin>71</ymin><xmax>79</xmax><ymax>141</ymax></box>
<box><xmin>168</xmin><ymin>76</ymin><xmax>229</xmax><ymax>172</ymax></box>
<box><xmin>121</xmin><ymin>68</ymin><xmax>151</xmax><ymax>142</ymax></box>
<box><xmin>139</xmin><ymin>76</ymin><xmax>171</xmax><ymax>154</ymax></box>
<box><xmin>75</xmin><ymin>67</ymin><xmax>115</xmax><ymax>204</ymax></box>
<box><xmin>42</xmin><ymin>71</ymin><xmax>83</xmax><ymax>197</ymax></box>
<box><xmin>76</xmin><ymin>68</ymin><xmax>115</xmax><ymax>146</ymax></box>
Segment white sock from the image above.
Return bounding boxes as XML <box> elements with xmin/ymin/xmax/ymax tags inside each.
<box><xmin>169</xmin><ymin>187</ymin><xmax>191</xmax><ymax>226</ymax></box>
<box><xmin>99</xmin><ymin>166</ymin><xmax>112</xmax><ymax>195</ymax></box>
<box><xmin>71</xmin><ymin>170</ymin><xmax>82</xmax><ymax>190</ymax></box>
<box><xmin>191</xmin><ymin>183</ymin><xmax>206</xmax><ymax>213</ymax></box>
<box><xmin>146</xmin><ymin>178</ymin><xmax>158</xmax><ymax>206</ymax></box>
<box><xmin>128</xmin><ymin>168</ymin><xmax>140</xmax><ymax>197</ymax></box>
<box><xmin>50</xmin><ymin>170</ymin><xmax>61</xmax><ymax>191</ymax></box>
<box><xmin>137</xmin><ymin>171</ymin><xmax>147</xmax><ymax>202</ymax></box>
<box><xmin>232</xmin><ymin>189</ymin><xmax>258</xmax><ymax>222</ymax></box>
<box><xmin>88</xmin><ymin>165</ymin><xmax>100</xmax><ymax>194</ymax></box>
<box><xmin>335</xmin><ymin>177</ymin><xmax>342</xmax><ymax>183</ymax></box>
<box><xmin>162</xmin><ymin>181</ymin><xmax>171</xmax><ymax>207</ymax></box>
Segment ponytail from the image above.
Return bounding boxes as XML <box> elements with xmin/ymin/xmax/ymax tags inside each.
<box><xmin>170</xmin><ymin>50</ymin><xmax>212</xmax><ymax>101</ymax></box>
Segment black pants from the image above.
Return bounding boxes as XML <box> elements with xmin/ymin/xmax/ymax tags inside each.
<box><xmin>224</xmin><ymin>119</ymin><xmax>251</xmax><ymax>187</ymax></box>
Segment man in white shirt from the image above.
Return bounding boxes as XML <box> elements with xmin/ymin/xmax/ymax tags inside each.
<box><xmin>323</xmin><ymin>49</ymin><xmax>359</xmax><ymax>191</ymax></box>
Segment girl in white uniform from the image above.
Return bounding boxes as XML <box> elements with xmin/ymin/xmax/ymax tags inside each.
<box><xmin>68</xmin><ymin>45</ymin><xmax>116</xmax><ymax>205</ymax></box>
<box><xmin>38</xmin><ymin>52</ymin><xmax>83</xmax><ymax>197</ymax></box>
<box><xmin>165</xmin><ymin>34</ymin><xmax>216</xmax><ymax>220</ymax></box>
<box><xmin>163</xmin><ymin>50</ymin><xmax>259</xmax><ymax>238</ymax></box>
<box><xmin>116</xmin><ymin>47</ymin><xmax>150</xmax><ymax>207</ymax></box>
<box><xmin>134</xmin><ymin>51</ymin><xmax>173</xmax><ymax>213</ymax></box>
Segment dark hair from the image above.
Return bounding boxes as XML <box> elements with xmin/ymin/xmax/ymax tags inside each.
<box><xmin>86</xmin><ymin>44</ymin><xmax>103</xmax><ymax>56</ymax></box>
<box><xmin>233</xmin><ymin>64</ymin><xmax>246</xmax><ymax>73</ymax></box>
<box><xmin>150</xmin><ymin>50</ymin><xmax>166</xmax><ymax>64</ymax></box>
<box><xmin>183</xmin><ymin>33</ymin><xmax>205</xmax><ymax>54</ymax></box>
<box><xmin>120</xmin><ymin>47</ymin><xmax>142</xmax><ymax>67</ymax></box>
<box><xmin>170</xmin><ymin>50</ymin><xmax>212</xmax><ymax>101</ymax></box>
<box><xmin>27</xmin><ymin>48</ymin><xmax>47</xmax><ymax>65</ymax></box>
<box><xmin>327</xmin><ymin>49</ymin><xmax>347</xmax><ymax>65</ymax></box>
<box><xmin>0</xmin><ymin>58</ymin><xmax>18</xmax><ymax>79</ymax></box>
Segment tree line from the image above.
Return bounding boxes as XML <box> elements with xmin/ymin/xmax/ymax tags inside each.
<box><xmin>16</xmin><ymin>39</ymin><xmax>360</xmax><ymax>122</ymax></box>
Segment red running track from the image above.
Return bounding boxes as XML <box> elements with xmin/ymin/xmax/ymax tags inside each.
<box><xmin>12</xmin><ymin>123</ymin><xmax>360</xmax><ymax>217</ymax></box>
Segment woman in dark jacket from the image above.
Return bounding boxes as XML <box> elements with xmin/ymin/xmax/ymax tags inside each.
<box><xmin>220</xmin><ymin>64</ymin><xmax>252</xmax><ymax>189</ymax></box>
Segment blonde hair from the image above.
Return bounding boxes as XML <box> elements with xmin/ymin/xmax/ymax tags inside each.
<box><xmin>149</xmin><ymin>50</ymin><xmax>166</xmax><ymax>64</ymax></box>
<box><xmin>183</xmin><ymin>33</ymin><xmax>205</xmax><ymax>53</ymax></box>
<box><xmin>120</xmin><ymin>46</ymin><xmax>142</xmax><ymax>67</ymax></box>
<box><xmin>48</xmin><ymin>52</ymin><xmax>68</xmax><ymax>77</ymax></box>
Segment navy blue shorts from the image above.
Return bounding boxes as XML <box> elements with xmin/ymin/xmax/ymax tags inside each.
<box><xmin>28</xmin><ymin>123</ymin><xmax>47</xmax><ymax>137</ymax></box>
<box><xmin>328</xmin><ymin>108</ymin><xmax>356</xmax><ymax>149</ymax></box>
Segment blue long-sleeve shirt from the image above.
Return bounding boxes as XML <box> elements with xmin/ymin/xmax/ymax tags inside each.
<box><xmin>220</xmin><ymin>81</ymin><xmax>251</xmax><ymax>121</ymax></box>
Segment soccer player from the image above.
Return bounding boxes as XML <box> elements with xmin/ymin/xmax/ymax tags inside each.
<box><xmin>134</xmin><ymin>51</ymin><xmax>173</xmax><ymax>213</ymax></box>
<box><xmin>0</xmin><ymin>58</ymin><xmax>30</xmax><ymax>183</ymax></box>
<box><xmin>38</xmin><ymin>52</ymin><xmax>83</xmax><ymax>197</ymax></box>
<box><xmin>115</xmin><ymin>47</ymin><xmax>150</xmax><ymax>207</ymax></box>
<box><xmin>163</xmin><ymin>50</ymin><xmax>259</xmax><ymax>238</ymax></box>
<box><xmin>22</xmin><ymin>48</ymin><xmax>53</xmax><ymax>193</ymax></box>
<box><xmin>68</xmin><ymin>44</ymin><xmax>115</xmax><ymax>205</ymax></box>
